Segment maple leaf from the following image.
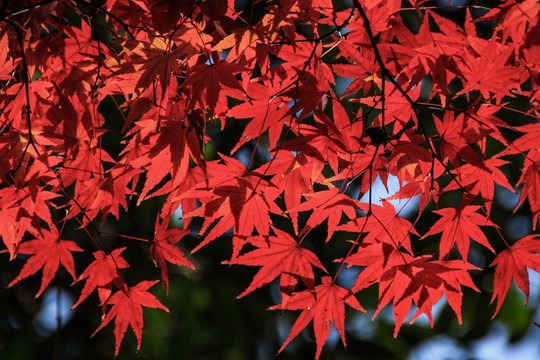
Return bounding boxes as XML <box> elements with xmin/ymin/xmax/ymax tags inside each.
<box><xmin>371</xmin><ymin>254</ymin><xmax>478</xmax><ymax>337</ymax></box>
<box><xmin>433</xmin><ymin>111</ymin><xmax>483</xmax><ymax>167</ymax></box>
<box><xmin>423</xmin><ymin>205</ymin><xmax>495</xmax><ymax>260</ymax></box>
<box><xmin>92</xmin><ymin>280</ymin><xmax>169</xmax><ymax>355</ymax></box>
<box><xmin>70</xmin><ymin>165</ymin><xmax>140</xmax><ymax>225</ymax></box>
<box><xmin>150</xmin><ymin>216</ymin><xmax>194</xmax><ymax>293</ymax></box>
<box><xmin>445</xmin><ymin>158</ymin><xmax>514</xmax><ymax>214</ymax></box>
<box><xmin>183</xmin><ymin>154</ymin><xmax>282</xmax><ymax>248</ymax></box>
<box><xmin>8</xmin><ymin>227</ymin><xmax>82</xmax><ymax>298</ymax></box>
<box><xmin>123</xmin><ymin>36</ymin><xmax>187</xmax><ymax>95</ymax></box>
<box><xmin>458</xmin><ymin>36</ymin><xmax>526</xmax><ymax>102</ymax></box>
<box><xmin>294</xmin><ymin>187</ymin><xmax>359</xmax><ymax>243</ymax></box>
<box><xmin>225</xmin><ymin>227</ymin><xmax>327</xmax><ymax>298</ymax></box>
<box><xmin>490</xmin><ymin>235</ymin><xmax>540</xmax><ymax>316</ymax></box>
<box><xmin>182</xmin><ymin>59</ymin><xmax>246</xmax><ymax>113</ymax></box>
<box><xmin>339</xmin><ymin>201</ymin><xmax>418</xmax><ymax>254</ymax></box>
<box><xmin>133</xmin><ymin>115</ymin><xmax>205</xmax><ymax>203</ymax></box>
<box><xmin>389</xmin><ymin>132</ymin><xmax>433</xmax><ymax>183</ymax></box>
<box><xmin>73</xmin><ymin>248</ymin><xmax>130</xmax><ymax>308</ymax></box>
<box><xmin>228</xmin><ymin>81</ymin><xmax>290</xmax><ymax>152</ymax></box>
<box><xmin>514</xmin><ymin>150</ymin><xmax>540</xmax><ymax>230</ymax></box>
<box><xmin>270</xmin><ymin>276</ymin><xmax>366</xmax><ymax>359</ymax></box>
<box><xmin>255</xmin><ymin>150</ymin><xmax>320</xmax><ymax>234</ymax></box>
<box><xmin>283</xmin><ymin>69</ymin><xmax>330</xmax><ymax>121</ymax></box>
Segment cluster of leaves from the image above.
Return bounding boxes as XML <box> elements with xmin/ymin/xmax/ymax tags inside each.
<box><xmin>1</xmin><ymin>0</ymin><xmax>539</xmax><ymax>358</ymax></box>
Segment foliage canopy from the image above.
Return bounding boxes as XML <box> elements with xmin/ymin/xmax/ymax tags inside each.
<box><xmin>1</xmin><ymin>0</ymin><xmax>539</xmax><ymax>358</ymax></box>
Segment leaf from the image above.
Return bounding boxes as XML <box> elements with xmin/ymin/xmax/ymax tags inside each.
<box><xmin>270</xmin><ymin>276</ymin><xmax>366</xmax><ymax>359</ymax></box>
<box><xmin>294</xmin><ymin>187</ymin><xmax>359</xmax><ymax>243</ymax></box>
<box><xmin>182</xmin><ymin>60</ymin><xmax>246</xmax><ymax>113</ymax></box>
<box><xmin>490</xmin><ymin>235</ymin><xmax>540</xmax><ymax>316</ymax></box>
<box><xmin>73</xmin><ymin>248</ymin><xmax>130</xmax><ymax>308</ymax></box>
<box><xmin>2</xmin><ymin>0</ymin><xmax>540</xmax><ymax>357</ymax></box>
<box><xmin>228</xmin><ymin>81</ymin><xmax>290</xmax><ymax>152</ymax></box>
<box><xmin>445</xmin><ymin>158</ymin><xmax>514</xmax><ymax>214</ymax></box>
<box><xmin>373</xmin><ymin>255</ymin><xmax>478</xmax><ymax>337</ymax></box>
<box><xmin>514</xmin><ymin>150</ymin><xmax>540</xmax><ymax>230</ymax></box>
<box><xmin>225</xmin><ymin>227</ymin><xmax>326</xmax><ymax>298</ymax></box>
<box><xmin>150</xmin><ymin>216</ymin><xmax>194</xmax><ymax>293</ymax></box>
<box><xmin>9</xmin><ymin>227</ymin><xmax>82</xmax><ymax>298</ymax></box>
<box><xmin>423</xmin><ymin>205</ymin><xmax>495</xmax><ymax>260</ymax></box>
<box><xmin>339</xmin><ymin>201</ymin><xmax>418</xmax><ymax>254</ymax></box>
<box><xmin>458</xmin><ymin>35</ymin><xmax>526</xmax><ymax>102</ymax></box>
<box><xmin>92</xmin><ymin>280</ymin><xmax>169</xmax><ymax>355</ymax></box>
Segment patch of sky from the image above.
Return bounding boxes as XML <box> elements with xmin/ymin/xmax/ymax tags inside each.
<box><xmin>269</xmin><ymin>279</ymin><xmax>282</xmax><ymax>305</ymax></box>
<box><xmin>269</xmin><ymin>54</ymin><xmax>286</xmax><ymax>70</ymax></box>
<box><xmin>471</xmin><ymin>322</ymin><xmax>540</xmax><ymax>360</ymax></box>
<box><xmin>359</xmin><ymin>174</ymin><xmax>421</xmax><ymax>218</ymax></box>
<box><xmin>219</xmin><ymin>48</ymin><xmax>230</xmax><ymax>60</ymax></box>
<box><xmin>377</xmin><ymin>304</ymin><xmax>398</xmax><ymax>324</ymax></box>
<box><xmin>171</xmin><ymin>203</ymin><xmax>212</xmax><ymax>237</ymax></box>
<box><xmin>467</xmin><ymin>247</ymin><xmax>486</xmax><ymax>268</ymax></box>
<box><xmin>340</xmin><ymin>28</ymin><xmax>352</xmax><ymax>36</ymax></box>
<box><xmin>323</xmin><ymin>324</ymin><xmax>340</xmax><ymax>351</ymax></box>
<box><xmin>256</xmin><ymin>143</ymin><xmax>272</xmax><ymax>162</ymax></box>
<box><xmin>409</xmin><ymin>295</ymin><xmax>447</xmax><ymax>327</ymax></box>
<box><xmin>505</xmin><ymin>215</ymin><xmax>531</xmax><ymax>241</ymax></box>
<box><xmin>435</xmin><ymin>0</ymin><xmax>469</xmax><ymax>12</ymax></box>
<box><xmin>334</xmin><ymin>75</ymin><xmax>355</xmax><ymax>98</ymax></box>
<box><xmin>234</xmin><ymin>146</ymin><xmax>252</xmax><ymax>167</ymax></box>
<box><xmin>408</xmin><ymin>335</ymin><xmax>471</xmax><ymax>360</ymax></box>
<box><xmin>410</xmin><ymin>299</ymin><xmax>540</xmax><ymax>360</ymax></box>
<box><xmin>171</xmin><ymin>205</ymin><xmax>184</xmax><ymax>228</ymax></box>
<box><xmin>276</xmin><ymin>313</ymin><xmax>300</xmax><ymax>354</ymax></box>
<box><xmin>495</xmin><ymin>183</ymin><xmax>519</xmax><ymax>210</ymax></box>
<box><xmin>33</xmin><ymin>287</ymin><xmax>75</xmax><ymax>338</ymax></box>
<box><xmin>335</xmin><ymin>263</ymin><xmax>360</xmax><ymax>290</ymax></box>
<box><xmin>527</xmin><ymin>270</ymin><xmax>540</xmax><ymax>307</ymax></box>
<box><xmin>418</xmin><ymin>76</ymin><xmax>433</xmax><ymax>100</ymax></box>
<box><xmin>349</xmin><ymin>313</ymin><xmax>376</xmax><ymax>340</ymax></box>
<box><xmin>286</xmin><ymin>99</ymin><xmax>304</xmax><ymax>119</ymax></box>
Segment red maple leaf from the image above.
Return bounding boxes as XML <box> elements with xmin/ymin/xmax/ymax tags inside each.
<box><xmin>92</xmin><ymin>280</ymin><xmax>169</xmax><ymax>355</ymax></box>
<box><xmin>9</xmin><ymin>227</ymin><xmax>82</xmax><ymax>298</ymax></box>
<box><xmin>514</xmin><ymin>150</ymin><xmax>540</xmax><ymax>230</ymax></box>
<box><xmin>490</xmin><ymin>235</ymin><xmax>540</xmax><ymax>316</ymax></box>
<box><xmin>228</xmin><ymin>81</ymin><xmax>290</xmax><ymax>152</ymax></box>
<box><xmin>423</xmin><ymin>205</ymin><xmax>495</xmax><ymax>260</ymax></box>
<box><xmin>445</xmin><ymin>158</ymin><xmax>514</xmax><ymax>214</ymax></box>
<box><xmin>182</xmin><ymin>59</ymin><xmax>246</xmax><ymax>113</ymax></box>
<box><xmin>339</xmin><ymin>201</ymin><xmax>418</xmax><ymax>254</ymax></box>
<box><xmin>2</xmin><ymin>0</ymin><xmax>540</xmax><ymax>357</ymax></box>
<box><xmin>270</xmin><ymin>276</ymin><xmax>366</xmax><ymax>359</ymax></box>
<box><xmin>72</xmin><ymin>247</ymin><xmax>130</xmax><ymax>308</ymax></box>
<box><xmin>294</xmin><ymin>187</ymin><xmax>359</xmax><ymax>243</ymax></box>
<box><xmin>150</xmin><ymin>216</ymin><xmax>194</xmax><ymax>293</ymax></box>
<box><xmin>225</xmin><ymin>227</ymin><xmax>327</xmax><ymax>298</ymax></box>
<box><xmin>458</xmin><ymin>35</ymin><xmax>526</xmax><ymax>102</ymax></box>
<box><xmin>373</xmin><ymin>255</ymin><xmax>478</xmax><ymax>337</ymax></box>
